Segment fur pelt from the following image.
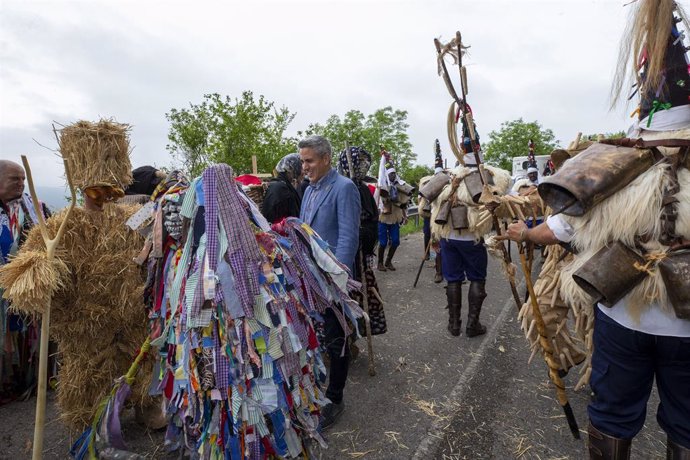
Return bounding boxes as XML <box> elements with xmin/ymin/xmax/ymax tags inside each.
<box><xmin>559</xmin><ymin>128</ymin><xmax>690</xmax><ymax>321</ymax></box>
<box><xmin>430</xmin><ymin>165</ymin><xmax>510</xmax><ymax>240</ymax></box>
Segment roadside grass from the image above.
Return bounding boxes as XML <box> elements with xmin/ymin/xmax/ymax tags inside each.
<box><xmin>401</xmin><ymin>216</ymin><xmax>424</xmax><ymax>237</ymax></box>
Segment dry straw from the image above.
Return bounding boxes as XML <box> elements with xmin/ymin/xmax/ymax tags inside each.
<box><xmin>58</xmin><ymin>119</ymin><xmax>133</xmax><ymax>191</ymax></box>
<box><xmin>3</xmin><ymin>204</ymin><xmax>152</xmax><ymax>429</ymax></box>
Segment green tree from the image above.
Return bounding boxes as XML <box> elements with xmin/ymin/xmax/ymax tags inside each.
<box><xmin>166</xmin><ymin>92</ymin><xmax>297</xmax><ymax>177</ymax></box>
<box><xmin>582</xmin><ymin>131</ymin><xmax>626</xmax><ymax>141</ymax></box>
<box><xmin>299</xmin><ymin>107</ymin><xmax>416</xmax><ymax>177</ymax></box>
<box><xmin>483</xmin><ymin>118</ymin><xmax>559</xmax><ymax>172</ymax></box>
<box><xmin>402</xmin><ymin>164</ymin><xmax>434</xmax><ymax>189</ymax></box>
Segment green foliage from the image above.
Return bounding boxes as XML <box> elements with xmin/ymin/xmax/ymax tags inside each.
<box><xmin>402</xmin><ymin>164</ymin><xmax>434</xmax><ymax>188</ymax></box>
<box><xmin>582</xmin><ymin>131</ymin><xmax>626</xmax><ymax>141</ymax></box>
<box><xmin>483</xmin><ymin>118</ymin><xmax>559</xmax><ymax>172</ymax></box>
<box><xmin>299</xmin><ymin>107</ymin><xmax>416</xmax><ymax>177</ymax></box>
<box><xmin>166</xmin><ymin>92</ymin><xmax>297</xmax><ymax>177</ymax></box>
<box><xmin>400</xmin><ymin>215</ymin><xmax>424</xmax><ymax>236</ymax></box>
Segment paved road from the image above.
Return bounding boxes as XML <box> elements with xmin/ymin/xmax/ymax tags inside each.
<box><xmin>0</xmin><ymin>232</ymin><xmax>665</xmax><ymax>459</ymax></box>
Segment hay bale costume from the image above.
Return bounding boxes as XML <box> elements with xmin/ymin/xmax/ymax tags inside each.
<box><xmin>508</xmin><ymin>2</ymin><xmax>690</xmax><ymax>456</ymax></box>
<box><xmin>374</xmin><ymin>149</ymin><xmax>413</xmax><ymax>271</ymax></box>
<box><xmin>0</xmin><ymin>186</ymin><xmax>51</xmax><ymax>401</ymax></box>
<box><xmin>125</xmin><ymin>163</ymin><xmax>363</xmax><ymax>458</ymax></box>
<box><xmin>338</xmin><ymin>146</ymin><xmax>387</xmax><ymax>336</ymax></box>
<box><xmin>430</xmin><ymin>152</ymin><xmax>511</xmax><ymax>337</ymax></box>
<box><xmin>0</xmin><ymin>120</ymin><xmax>153</xmax><ymax>430</ymax></box>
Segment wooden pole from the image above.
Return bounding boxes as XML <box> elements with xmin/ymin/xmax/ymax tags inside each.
<box><xmin>518</xmin><ymin>243</ymin><xmax>580</xmax><ymax>439</ymax></box>
<box><xmin>23</xmin><ymin>152</ymin><xmax>76</xmax><ymax>460</ymax></box>
<box><xmin>251</xmin><ymin>155</ymin><xmax>258</xmax><ymax>175</ymax></box>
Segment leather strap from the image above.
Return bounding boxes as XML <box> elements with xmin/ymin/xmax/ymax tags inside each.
<box><xmin>600</xmin><ymin>138</ymin><xmax>690</xmax><ymax>148</ymax></box>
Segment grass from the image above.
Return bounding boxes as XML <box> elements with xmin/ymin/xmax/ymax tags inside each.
<box><xmin>400</xmin><ymin>216</ymin><xmax>424</xmax><ymax>237</ymax></box>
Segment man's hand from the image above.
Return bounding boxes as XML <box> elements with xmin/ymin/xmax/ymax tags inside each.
<box><xmin>496</xmin><ymin>221</ymin><xmax>529</xmax><ymax>243</ymax></box>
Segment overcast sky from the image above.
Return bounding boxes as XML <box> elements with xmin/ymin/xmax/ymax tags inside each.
<box><xmin>1</xmin><ymin>0</ymin><xmax>636</xmax><ymax>187</ymax></box>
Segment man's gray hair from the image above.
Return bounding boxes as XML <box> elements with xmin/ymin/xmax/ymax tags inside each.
<box><xmin>298</xmin><ymin>135</ymin><xmax>332</xmax><ymax>158</ymax></box>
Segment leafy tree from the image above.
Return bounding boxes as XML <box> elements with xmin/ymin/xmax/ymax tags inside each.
<box><xmin>483</xmin><ymin>118</ymin><xmax>559</xmax><ymax>172</ymax></box>
<box><xmin>166</xmin><ymin>92</ymin><xmax>297</xmax><ymax>177</ymax></box>
<box><xmin>582</xmin><ymin>131</ymin><xmax>626</xmax><ymax>141</ymax></box>
<box><xmin>299</xmin><ymin>107</ymin><xmax>416</xmax><ymax>177</ymax></box>
<box><xmin>402</xmin><ymin>164</ymin><xmax>434</xmax><ymax>189</ymax></box>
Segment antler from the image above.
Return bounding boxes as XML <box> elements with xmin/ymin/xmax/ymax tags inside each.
<box><xmin>21</xmin><ymin>155</ymin><xmax>76</xmax><ymax>259</ymax></box>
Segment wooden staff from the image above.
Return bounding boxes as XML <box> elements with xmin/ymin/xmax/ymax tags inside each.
<box><xmin>518</xmin><ymin>242</ymin><xmax>580</xmax><ymax>439</ymax></box>
<box><xmin>22</xmin><ymin>151</ymin><xmax>76</xmax><ymax>460</ymax></box>
<box><xmin>344</xmin><ymin>143</ymin><xmax>376</xmax><ymax>376</ymax></box>
<box><xmin>413</xmin><ymin>238</ymin><xmax>434</xmax><ymax>288</ymax></box>
<box><xmin>450</xmin><ymin>31</ymin><xmax>522</xmax><ymax>310</ymax></box>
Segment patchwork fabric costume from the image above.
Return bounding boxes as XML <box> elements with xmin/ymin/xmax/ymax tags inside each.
<box><xmin>338</xmin><ymin>146</ymin><xmax>387</xmax><ymax>335</ymax></box>
<box><xmin>0</xmin><ymin>193</ymin><xmax>50</xmax><ymax>400</ymax></box>
<box><xmin>98</xmin><ymin>163</ymin><xmax>363</xmax><ymax>458</ymax></box>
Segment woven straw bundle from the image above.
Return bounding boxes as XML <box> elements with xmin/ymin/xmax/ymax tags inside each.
<box><xmin>2</xmin><ymin>204</ymin><xmax>151</xmax><ymax>429</ymax></box>
<box><xmin>59</xmin><ymin>120</ymin><xmax>133</xmax><ymax>191</ymax></box>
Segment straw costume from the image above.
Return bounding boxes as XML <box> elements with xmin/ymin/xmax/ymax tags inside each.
<box><xmin>496</xmin><ymin>142</ymin><xmax>592</xmax><ymax>383</ymax></box>
<box><xmin>0</xmin><ymin>120</ymin><xmax>154</xmax><ymax>430</ymax></box>
<box><xmin>108</xmin><ymin>163</ymin><xmax>363</xmax><ymax>458</ymax></box>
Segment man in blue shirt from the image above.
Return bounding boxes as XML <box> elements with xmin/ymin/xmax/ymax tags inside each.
<box><xmin>298</xmin><ymin>135</ymin><xmax>360</xmax><ymax>430</ymax></box>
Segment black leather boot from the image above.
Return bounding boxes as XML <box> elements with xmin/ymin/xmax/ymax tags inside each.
<box><xmin>466</xmin><ymin>281</ymin><xmax>487</xmax><ymax>337</ymax></box>
<box><xmin>384</xmin><ymin>245</ymin><xmax>398</xmax><ymax>271</ymax></box>
<box><xmin>667</xmin><ymin>436</ymin><xmax>690</xmax><ymax>460</ymax></box>
<box><xmin>446</xmin><ymin>282</ymin><xmax>462</xmax><ymax>336</ymax></box>
<box><xmin>588</xmin><ymin>423</ymin><xmax>631</xmax><ymax>459</ymax></box>
<box><xmin>377</xmin><ymin>246</ymin><xmax>387</xmax><ymax>272</ymax></box>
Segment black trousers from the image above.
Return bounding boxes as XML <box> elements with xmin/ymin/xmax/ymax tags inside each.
<box><xmin>323</xmin><ymin>306</ymin><xmax>350</xmax><ymax>404</ymax></box>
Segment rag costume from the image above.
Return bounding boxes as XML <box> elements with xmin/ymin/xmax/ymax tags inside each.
<box><xmin>70</xmin><ymin>163</ymin><xmax>363</xmax><ymax>458</ymax></box>
<box><xmin>0</xmin><ymin>193</ymin><xmax>50</xmax><ymax>401</ymax></box>
<box><xmin>339</xmin><ymin>146</ymin><xmax>387</xmax><ymax>335</ymax></box>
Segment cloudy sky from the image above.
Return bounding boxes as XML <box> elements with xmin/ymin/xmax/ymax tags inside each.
<box><xmin>1</xmin><ymin>0</ymin><xmax>636</xmax><ymax>187</ymax></box>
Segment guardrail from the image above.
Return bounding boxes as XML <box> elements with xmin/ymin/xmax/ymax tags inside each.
<box><xmin>407</xmin><ymin>205</ymin><xmax>420</xmax><ymax>226</ymax></box>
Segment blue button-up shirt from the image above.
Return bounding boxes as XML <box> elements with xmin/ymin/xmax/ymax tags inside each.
<box><xmin>301</xmin><ymin>168</ymin><xmax>336</xmax><ymax>223</ymax></box>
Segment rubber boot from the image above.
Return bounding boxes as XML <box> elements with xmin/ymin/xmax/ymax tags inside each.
<box><xmin>588</xmin><ymin>423</ymin><xmax>631</xmax><ymax>459</ymax></box>
<box><xmin>434</xmin><ymin>251</ymin><xmax>443</xmax><ymax>283</ymax></box>
<box><xmin>466</xmin><ymin>281</ymin><xmax>487</xmax><ymax>337</ymax></box>
<box><xmin>667</xmin><ymin>436</ymin><xmax>690</xmax><ymax>460</ymax></box>
<box><xmin>377</xmin><ymin>246</ymin><xmax>387</xmax><ymax>272</ymax></box>
<box><xmin>446</xmin><ymin>282</ymin><xmax>462</xmax><ymax>336</ymax></box>
<box><xmin>384</xmin><ymin>245</ymin><xmax>398</xmax><ymax>271</ymax></box>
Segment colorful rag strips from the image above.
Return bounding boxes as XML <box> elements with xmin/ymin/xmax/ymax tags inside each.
<box><xmin>74</xmin><ymin>164</ymin><xmax>362</xmax><ymax>459</ymax></box>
